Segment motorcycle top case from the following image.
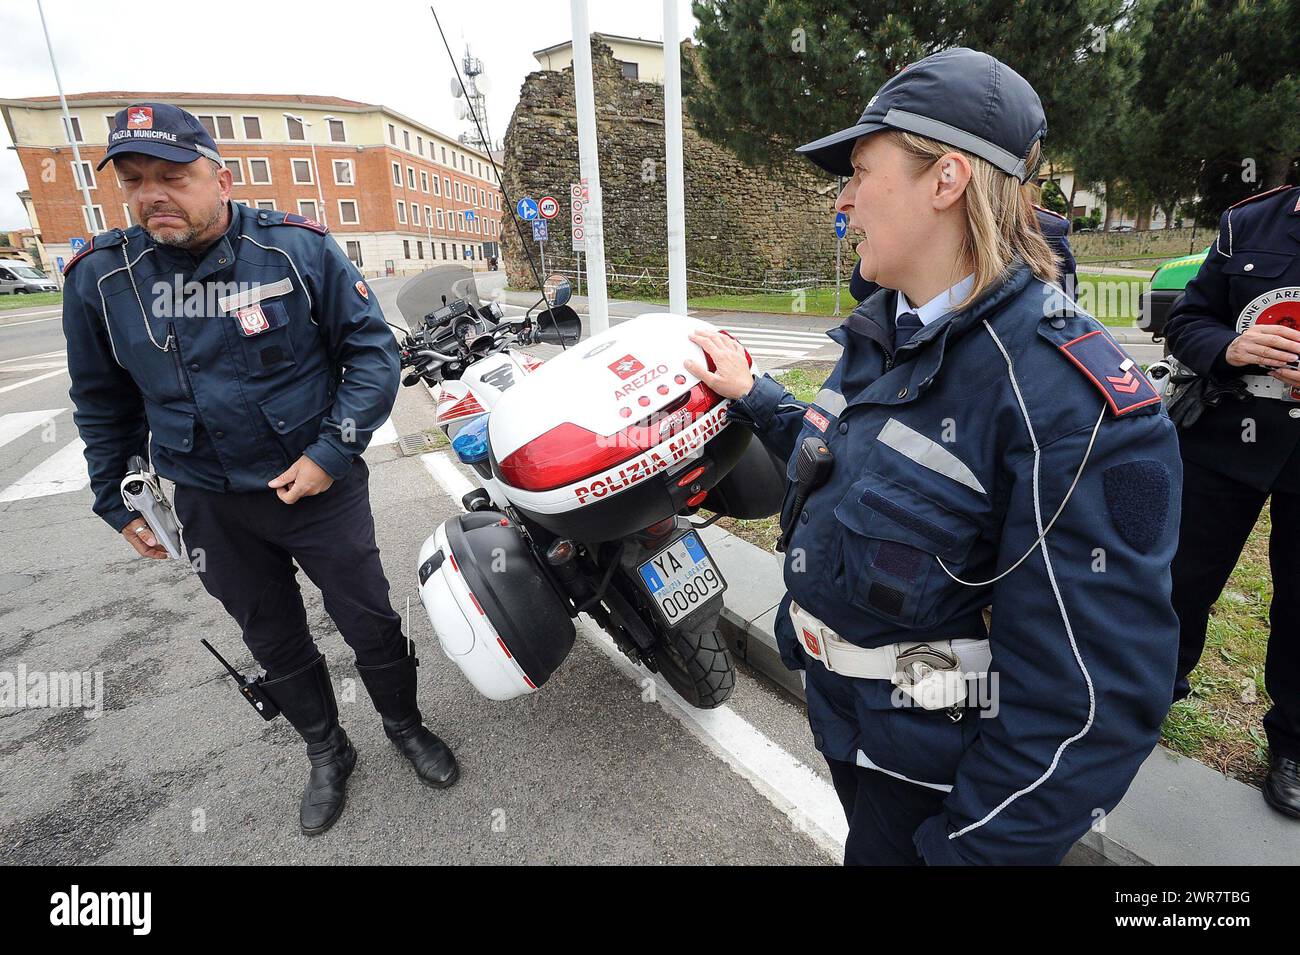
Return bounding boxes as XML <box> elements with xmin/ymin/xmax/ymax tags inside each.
<box><xmin>489</xmin><ymin>314</ymin><xmax>751</xmax><ymax>541</ymax></box>
<box><xmin>417</xmin><ymin>511</ymin><xmax>575</xmax><ymax>701</ymax></box>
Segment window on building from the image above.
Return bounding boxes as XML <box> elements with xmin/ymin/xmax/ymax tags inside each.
<box><xmin>243</xmin><ymin>115</ymin><xmax>262</xmax><ymax>139</ymax></box>
<box><xmin>297</xmin><ymin>199</ymin><xmax>318</xmax><ymax>221</ymax></box>
<box><xmin>392</xmin><ymin>161</ymin><xmax>402</xmax><ymax>186</ymax></box>
<box><xmin>617</xmin><ymin>59</ymin><xmax>639</xmax><ymax>81</ymax></box>
<box><xmin>403</xmin><ymin>239</ymin><xmax>410</xmax><ymax>259</ymax></box>
<box><xmin>424</xmin><ymin>205</ymin><xmax>432</xmax><ymax>228</ymax></box>
<box><xmin>286</xmin><ymin>115</ymin><xmax>305</xmax><ymax>140</ymax></box>
<box><xmin>436</xmin><ymin>208</ymin><xmax>445</xmax><ymax>229</ymax></box>
<box><xmin>83</xmin><ymin>204</ymin><xmax>105</xmax><ymax>232</ymax></box>
<box><xmin>465</xmin><ymin>245</ymin><xmax>474</xmax><ymax>260</ymax></box>
<box><xmin>420</xmin><ymin>171</ymin><xmax>429</xmax><ymax>193</ymax></box>
<box><xmin>327</xmin><ymin>118</ymin><xmax>345</xmax><ymax>142</ymax></box>
<box><xmin>216</xmin><ymin>116</ymin><xmax>235</xmax><ymax>139</ymax></box>
<box><xmin>403</xmin><ymin>130</ymin><xmax>410</xmax><ymax>150</ymax></box>
<box><xmin>224</xmin><ymin>158</ymin><xmax>244</xmax><ymax>184</ymax></box>
<box><xmin>248</xmin><ymin>158</ymin><xmax>271</xmax><ymax>184</ymax></box>
<box><xmin>333</xmin><ymin>159</ymin><xmax>354</xmax><ymax>185</ymax></box>
<box><xmin>452</xmin><ymin>245</ymin><xmax>458</xmax><ymax>260</ymax></box>
<box><xmin>455</xmin><ymin>181</ymin><xmax>462</xmax><ymax>200</ymax></box>
<box><xmin>417</xmin><ymin>241</ymin><xmax>424</xmax><ymax>260</ymax></box>
<box><xmin>338</xmin><ymin>199</ymin><xmax>359</xmax><ymax>224</ymax></box>
<box><xmin>122</xmin><ymin>203</ymin><xmax>134</xmax><ymax>226</ymax></box>
<box><xmin>441</xmin><ymin>146</ymin><xmax>446</xmax><ymax>164</ymax></box>
<box><xmin>411</xmin><ymin>204</ymin><xmax>420</xmax><ymax>226</ymax></box>
<box><xmin>441</xmin><ymin>242</ymin><xmax>447</xmax><ymax>259</ymax></box>
<box><xmin>255</xmin><ymin>199</ymin><xmax>276</xmax><ymax>211</ymax></box>
<box><xmin>416</xmin><ymin>135</ymin><xmax>423</xmax><ymax>155</ymax></box>
<box><xmin>388</xmin><ymin>123</ymin><xmax>396</xmax><ymax>145</ymax></box>
<box><xmin>104</xmin><ymin>114</ymin><xmax>116</xmax><ymax>136</ymax></box>
<box><xmin>292</xmin><ymin>159</ymin><xmax>313</xmax><ymax>184</ymax></box>
<box><xmin>396</xmin><ymin>200</ymin><xmax>407</xmax><ymax>224</ymax></box>
<box><xmin>407</xmin><ymin>166</ymin><xmax>416</xmax><ymax>189</ymax></box>
<box><xmin>71</xmin><ymin>161</ymin><xmax>95</xmax><ymax>191</ymax></box>
<box><xmin>346</xmin><ymin>240</ymin><xmax>363</xmax><ymax>268</ymax></box>
<box><xmin>432</xmin><ymin>175</ymin><xmax>441</xmax><ymax>197</ymax></box>
<box><xmin>443</xmin><ymin>177</ymin><xmax>450</xmax><ymax>196</ymax></box>
<box><xmin>63</xmin><ymin>116</ymin><xmax>83</xmax><ymax>143</ymax></box>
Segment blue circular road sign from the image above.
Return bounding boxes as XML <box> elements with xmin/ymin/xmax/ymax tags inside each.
<box><xmin>517</xmin><ymin>197</ymin><xmax>539</xmax><ymax>221</ymax></box>
<box><xmin>834</xmin><ymin>212</ymin><xmax>848</xmax><ymax>239</ymax></box>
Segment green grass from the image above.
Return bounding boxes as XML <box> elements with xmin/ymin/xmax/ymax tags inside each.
<box><xmin>718</xmin><ymin>364</ymin><xmax>1270</xmax><ymax>789</ymax></box>
<box><xmin>0</xmin><ymin>291</ymin><xmax>61</xmax><ymax>312</ymax></box>
<box><xmin>646</xmin><ymin>272</ymin><xmax>1149</xmax><ymax>327</ymax></box>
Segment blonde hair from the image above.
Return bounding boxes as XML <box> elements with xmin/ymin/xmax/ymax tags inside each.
<box><xmin>889</xmin><ymin>131</ymin><xmax>1058</xmax><ymax>309</ymax></box>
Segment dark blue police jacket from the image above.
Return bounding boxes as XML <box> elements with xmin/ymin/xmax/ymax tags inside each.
<box><xmin>62</xmin><ymin>201</ymin><xmax>399</xmax><ymax>532</ymax></box>
<box><xmin>1164</xmin><ymin>184</ymin><xmax>1300</xmax><ymax>492</ymax></box>
<box><xmin>728</xmin><ymin>262</ymin><xmax>1181</xmax><ymax>864</ymax></box>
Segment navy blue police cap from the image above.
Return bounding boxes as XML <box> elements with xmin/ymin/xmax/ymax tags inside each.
<box><xmin>796</xmin><ymin>48</ymin><xmax>1046</xmax><ymax>183</ymax></box>
<box><xmin>97</xmin><ymin>102</ymin><xmax>222</xmax><ymax>171</ymax></box>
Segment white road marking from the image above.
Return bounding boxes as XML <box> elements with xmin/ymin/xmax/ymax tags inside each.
<box><xmin>420</xmin><ymin>450</ymin><xmax>475</xmax><ymax>502</ymax></box>
<box><xmin>0</xmin><ymin>438</ymin><xmax>89</xmax><ymax>502</ymax></box>
<box><xmin>0</xmin><ymin>314</ymin><xmax>62</xmax><ymax>328</ymax></box>
<box><xmin>0</xmin><ymin>349</ymin><xmax>65</xmax><ymax>365</ymax></box>
<box><xmin>0</xmin><ymin>368</ymin><xmax>68</xmax><ymax>394</ymax></box>
<box><xmin>0</xmin><ymin>361</ymin><xmax>67</xmax><ymax>373</ymax></box>
<box><xmin>417</xmin><ymin>446</ymin><xmax>846</xmax><ymax>861</ymax></box>
<box><xmin>0</xmin><ymin>409</ymin><xmax>65</xmax><ymax>450</ymax></box>
<box><xmin>372</xmin><ymin>416</ymin><xmax>398</xmax><ymax>446</ymax></box>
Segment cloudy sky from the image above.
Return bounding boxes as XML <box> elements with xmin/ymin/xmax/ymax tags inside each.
<box><xmin>0</xmin><ymin>0</ymin><xmax>698</xmax><ymax>230</ymax></box>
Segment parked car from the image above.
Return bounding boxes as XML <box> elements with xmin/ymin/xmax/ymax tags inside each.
<box><xmin>0</xmin><ymin>263</ymin><xmax>58</xmax><ymax>294</ymax></box>
<box><xmin>1137</xmin><ymin>247</ymin><xmax>1209</xmax><ymax>338</ymax></box>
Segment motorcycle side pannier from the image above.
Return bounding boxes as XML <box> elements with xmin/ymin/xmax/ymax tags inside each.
<box><xmin>417</xmin><ymin>511</ymin><xmax>575</xmax><ymax>700</ymax></box>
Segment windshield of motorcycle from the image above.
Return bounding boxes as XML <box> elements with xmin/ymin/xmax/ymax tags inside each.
<box><xmin>395</xmin><ymin>265</ymin><xmax>482</xmax><ymax>328</ymax></box>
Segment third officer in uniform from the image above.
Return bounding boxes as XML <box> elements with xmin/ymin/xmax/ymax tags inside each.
<box><xmin>62</xmin><ymin>103</ymin><xmax>459</xmax><ymax>836</ymax></box>
<box><xmin>1164</xmin><ymin>183</ymin><xmax>1300</xmax><ymax>819</ymax></box>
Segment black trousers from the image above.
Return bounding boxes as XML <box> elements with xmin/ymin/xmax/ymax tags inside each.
<box><xmin>1170</xmin><ymin>458</ymin><xmax>1300</xmax><ymax>761</ymax></box>
<box><xmin>825</xmin><ymin>756</ymin><xmax>947</xmax><ymax>866</ymax></box>
<box><xmin>174</xmin><ymin>458</ymin><xmax>406</xmax><ymax>680</ymax></box>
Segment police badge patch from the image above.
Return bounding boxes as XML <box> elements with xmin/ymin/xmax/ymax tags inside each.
<box><xmin>235</xmin><ymin>304</ymin><xmax>271</xmax><ymax>336</ymax></box>
<box><xmin>355</xmin><ymin>280</ymin><xmax>369</xmax><ymax>300</ymax></box>
<box><xmin>1236</xmin><ymin>287</ymin><xmax>1300</xmax><ymax>333</ymax></box>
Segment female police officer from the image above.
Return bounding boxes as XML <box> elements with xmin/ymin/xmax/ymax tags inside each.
<box><xmin>686</xmin><ymin>49</ymin><xmax>1182</xmax><ymax>865</ymax></box>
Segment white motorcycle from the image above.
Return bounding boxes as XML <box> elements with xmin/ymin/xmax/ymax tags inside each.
<box><xmin>396</xmin><ymin>267</ymin><xmax>785</xmax><ymax>708</ymax></box>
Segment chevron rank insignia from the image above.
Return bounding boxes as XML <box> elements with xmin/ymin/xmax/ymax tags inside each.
<box><xmin>1059</xmin><ymin>330</ymin><xmax>1161</xmax><ymax>416</ymax></box>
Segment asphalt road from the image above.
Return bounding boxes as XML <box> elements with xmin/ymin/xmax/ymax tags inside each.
<box><xmin>0</xmin><ymin>278</ymin><xmax>843</xmax><ymax>865</ymax></box>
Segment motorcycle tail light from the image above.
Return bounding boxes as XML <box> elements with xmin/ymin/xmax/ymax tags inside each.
<box><xmin>498</xmin><ymin>383</ymin><xmax>725</xmax><ymax>493</ymax></box>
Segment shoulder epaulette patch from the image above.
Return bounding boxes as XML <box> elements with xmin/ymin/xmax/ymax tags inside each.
<box><xmin>1033</xmin><ymin>204</ymin><xmax>1068</xmax><ymax>222</ymax></box>
<box><xmin>63</xmin><ymin>230</ymin><xmax>125</xmax><ymax>276</ymax></box>
<box><xmin>1227</xmin><ymin>185</ymin><xmax>1290</xmax><ymax>211</ymax></box>
<box><xmin>277</xmin><ymin>213</ymin><xmax>328</xmax><ymax>235</ymax></box>
<box><xmin>1058</xmin><ymin>330</ymin><xmax>1161</xmax><ymax>416</ymax></box>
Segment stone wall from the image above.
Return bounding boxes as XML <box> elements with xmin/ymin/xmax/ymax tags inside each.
<box><xmin>501</xmin><ymin>40</ymin><xmax>841</xmax><ymax>294</ymax></box>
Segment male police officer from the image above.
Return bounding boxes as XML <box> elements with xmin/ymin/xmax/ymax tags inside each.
<box><xmin>1164</xmin><ymin>183</ymin><xmax>1300</xmax><ymax>818</ymax></box>
<box><xmin>63</xmin><ymin>103</ymin><xmax>458</xmax><ymax>836</ymax></box>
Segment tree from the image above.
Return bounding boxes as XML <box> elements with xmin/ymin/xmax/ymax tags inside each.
<box><xmin>687</xmin><ymin>0</ymin><xmax>1133</xmax><ymax>169</ymax></box>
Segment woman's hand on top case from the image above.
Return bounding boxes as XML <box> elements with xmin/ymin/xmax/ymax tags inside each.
<box><xmin>684</xmin><ymin>329</ymin><xmax>754</xmax><ymax>399</ymax></box>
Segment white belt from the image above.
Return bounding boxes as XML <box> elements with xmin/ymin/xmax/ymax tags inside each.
<box><xmin>790</xmin><ymin>601</ymin><xmax>991</xmax><ymax>711</ymax></box>
<box><xmin>1242</xmin><ymin>374</ymin><xmax>1300</xmax><ymax>402</ymax></box>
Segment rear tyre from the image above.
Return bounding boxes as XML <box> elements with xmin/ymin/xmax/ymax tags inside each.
<box><xmin>654</xmin><ymin>626</ymin><xmax>735</xmax><ymax>709</ymax></box>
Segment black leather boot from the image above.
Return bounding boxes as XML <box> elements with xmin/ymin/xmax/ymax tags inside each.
<box><xmin>357</xmin><ymin>643</ymin><xmax>459</xmax><ymax>789</ymax></box>
<box><xmin>262</xmin><ymin>654</ymin><xmax>357</xmax><ymax>836</ymax></box>
<box><xmin>1264</xmin><ymin>755</ymin><xmax>1300</xmax><ymax>819</ymax></box>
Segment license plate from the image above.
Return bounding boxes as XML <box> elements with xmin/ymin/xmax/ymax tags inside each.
<box><xmin>638</xmin><ymin>531</ymin><xmax>727</xmax><ymax>625</ymax></box>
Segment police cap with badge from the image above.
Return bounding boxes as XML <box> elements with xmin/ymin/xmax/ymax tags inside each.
<box><xmin>98</xmin><ymin>102</ymin><xmax>223</xmax><ymax>170</ymax></box>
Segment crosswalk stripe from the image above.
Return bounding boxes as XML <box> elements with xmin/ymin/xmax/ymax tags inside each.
<box><xmin>1</xmin><ymin>361</ymin><xmax>68</xmax><ymax>373</ymax></box>
<box><xmin>0</xmin><ymin>349</ymin><xmax>65</xmax><ymax>366</ymax></box>
<box><xmin>724</xmin><ymin>332</ymin><xmax>830</xmax><ymax>346</ymax></box>
<box><xmin>742</xmin><ymin>347</ymin><xmax>811</xmax><ymax>358</ymax></box>
<box><xmin>0</xmin><ymin>369</ymin><xmax>67</xmax><ymax>394</ymax></box>
<box><xmin>719</xmin><ymin>323</ymin><xmax>830</xmax><ymax>339</ymax></box>
<box><xmin>0</xmin><ymin>438</ymin><xmax>89</xmax><ymax>503</ymax></box>
<box><xmin>0</xmin><ymin>409</ymin><xmax>65</xmax><ymax>451</ymax></box>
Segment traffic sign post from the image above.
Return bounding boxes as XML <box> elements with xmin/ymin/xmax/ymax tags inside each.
<box><xmin>538</xmin><ymin>195</ymin><xmax>559</xmax><ymax>219</ymax></box>
<box><xmin>834</xmin><ymin>204</ymin><xmax>847</xmax><ymax>316</ymax></box>
<box><xmin>533</xmin><ymin>219</ymin><xmax>549</xmax><ymax>276</ymax></box>
<box><xmin>69</xmin><ymin>236</ymin><xmax>86</xmax><ymax>255</ymax></box>
<box><xmin>517</xmin><ymin>197</ymin><xmax>539</xmax><ymax>221</ymax></box>
<box><xmin>571</xmin><ymin>180</ymin><xmax>589</xmax><ymax>298</ymax></box>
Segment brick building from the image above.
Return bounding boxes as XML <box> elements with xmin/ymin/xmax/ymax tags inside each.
<box><xmin>1</xmin><ymin>92</ymin><xmax>504</xmax><ymax>279</ymax></box>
